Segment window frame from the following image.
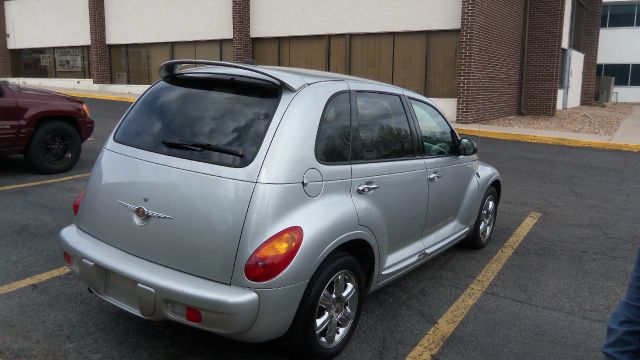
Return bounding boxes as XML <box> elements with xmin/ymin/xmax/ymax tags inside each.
<box><xmin>602</xmin><ymin>3</ymin><xmax>639</xmax><ymax>28</ymax></box>
<box><xmin>349</xmin><ymin>90</ymin><xmax>420</xmax><ymax>165</ymax></box>
<box><xmin>314</xmin><ymin>90</ymin><xmax>353</xmax><ymax>166</ymax></box>
<box><xmin>406</xmin><ymin>97</ymin><xmax>461</xmax><ymax>159</ymax></box>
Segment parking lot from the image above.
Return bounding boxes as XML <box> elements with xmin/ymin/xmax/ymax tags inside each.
<box><xmin>0</xmin><ymin>98</ymin><xmax>638</xmax><ymax>359</ymax></box>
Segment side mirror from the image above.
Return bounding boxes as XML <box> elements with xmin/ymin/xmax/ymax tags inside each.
<box><xmin>459</xmin><ymin>137</ymin><xmax>478</xmax><ymax>156</ymax></box>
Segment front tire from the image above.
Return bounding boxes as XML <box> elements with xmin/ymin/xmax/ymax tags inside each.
<box><xmin>24</xmin><ymin>121</ymin><xmax>82</xmax><ymax>174</ymax></box>
<box><xmin>462</xmin><ymin>187</ymin><xmax>499</xmax><ymax>249</ymax></box>
<box><xmin>285</xmin><ymin>252</ymin><xmax>365</xmax><ymax>360</ymax></box>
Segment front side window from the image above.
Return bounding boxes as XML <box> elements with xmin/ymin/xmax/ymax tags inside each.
<box><xmin>353</xmin><ymin>92</ymin><xmax>414</xmax><ymax>161</ymax></box>
<box><xmin>316</xmin><ymin>92</ymin><xmax>351</xmax><ymax>163</ymax></box>
<box><xmin>114</xmin><ymin>78</ymin><xmax>281</xmax><ymax>168</ymax></box>
<box><xmin>410</xmin><ymin>100</ymin><xmax>457</xmax><ymax>157</ymax></box>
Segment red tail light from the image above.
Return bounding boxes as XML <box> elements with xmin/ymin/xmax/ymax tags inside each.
<box><xmin>244</xmin><ymin>226</ymin><xmax>303</xmax><ymax>282</ymax></box>
<box><xmin>64</xmin><ymin>252</ymin><xmax>73</xmax><ymax>267</ymax></box>
<box><xmin>73</xmin><ymin>190</ymin><xmax>85</xmax><ymax>216</ymax></box>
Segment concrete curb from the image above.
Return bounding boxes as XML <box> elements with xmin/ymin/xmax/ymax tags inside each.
<box><xmin>456</xmin><ymin>128</ymin><xmax>640</xmax><ymax>153</ymax></box>
<box><xmin>60</xmin><ymin>89</ymin><xmax>640</xmax><ymax>153</ymax></box>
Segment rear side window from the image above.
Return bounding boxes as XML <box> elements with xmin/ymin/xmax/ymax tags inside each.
<box><xmin>353</xmin><ymin>92</ymin><xmax>414</xmax><ymax>161</ymax></box>
<box><xmin>315</xmin><ymin>92</ymin><xmax>351</xmax><ymax>163</ymax></box>
<box><xmin>114</xmin><ymin>79</ymin><xmax>281</xmax><ymax>168</ymax></box>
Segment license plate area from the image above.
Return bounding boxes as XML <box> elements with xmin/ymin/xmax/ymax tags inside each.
<box><xmin>104</xmin><ymin>270</ymin><xmax>140</xmax><ymax>315</ymax></box>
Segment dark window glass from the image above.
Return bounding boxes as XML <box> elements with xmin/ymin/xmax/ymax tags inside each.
<box><xmin>603</xmin><ymin>64</ymin><xmax>631</xmax><ymax>86</ymax></box>
<box><xmin>596</xmin><ymin>64</ymin><xmax>603</xmax><ymax>77</ymax></box>
<box><xmin>410</xmin><ymin>100</ymin><xmax>457</xmax><ymax>157</ymax></box>
<box><xmin>316</xmin><ymin>93</ymin><xmax>351</xmax><ymax>163</ymax></box>
<box><xmin>601</xmin><ymin>5</ymin><xmax>609</xmax><ymax>27</ymax></box>
<box><xmin>354</xmin><ymin>92</ymin><xmax>414</xmax><ymax>161</ymax></box>
<box><xmin>114</xmin><ymin>78</ymin><xmax>281</xmax><ymax>168</ymax></box>
<box><xmin>608</xmin><ymin>5</ymin><xmax>636</xmax><ymax>27</ymax></box>
<box><xmin>631</xmin><ymin>65</ymin><xmax>640</xmax><ymax>86</ymax></box>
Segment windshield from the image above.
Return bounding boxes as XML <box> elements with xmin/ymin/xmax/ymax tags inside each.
<box><xmin>114</xmin><ymin>78</ymin><xmax>281</xmax><ymax>168</ymax></box>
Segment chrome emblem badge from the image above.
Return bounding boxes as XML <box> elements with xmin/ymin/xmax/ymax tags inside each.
<box><xmin>118</xmin><ymin>201</ymin><xmax>173</xmax><ymax>226</ymax></box>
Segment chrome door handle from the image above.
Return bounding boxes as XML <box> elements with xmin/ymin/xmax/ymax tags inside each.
<box><xmin>357</xmin><ymin>183</ymin><xmax>379</xmax><ymax>194</ymax></box>
<box><xmin>428</xmin><ymin>173</ymin><xmax>442</xmax><ymax>182</ymax></box>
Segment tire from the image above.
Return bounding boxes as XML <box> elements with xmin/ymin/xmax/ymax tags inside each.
<box><xmin>24</xmin><ymin>121</ymin><xmax>82</xmax><ymax>174</ymax></box>
<box><xmin>284</xmin><ymin>252</ymin><xmax>365</xmax><ymax>360</ymax></box>
<box><xmin>462</xmin><ymin>187</ymin><xmax>499</xmax><ymax>249</ymax></box>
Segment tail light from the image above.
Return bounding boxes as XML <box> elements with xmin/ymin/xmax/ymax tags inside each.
<box><xmin>244</xmin><ymin>226</ymin><xmax>303</xmax><ymax>282</ymax></box>
<box><xmin>73</xmin><ymin>190</ymin><xmax>85</xmax><ymax>216</ymax></box>
<box><xmin>82</xmin><ymin>103</ymin><xmax>90</xmax><ymax>116</ymax></box>
<box><xmin>64</xmin><ymin>251</ymin><xmax>73</xmax><ymax>267</ymax></box>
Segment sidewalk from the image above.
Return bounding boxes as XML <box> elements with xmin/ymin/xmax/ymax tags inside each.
<box><xmin>17</xmin><ymin>83</ymin><xmax>640</xmax><ymax>152</ymax></box>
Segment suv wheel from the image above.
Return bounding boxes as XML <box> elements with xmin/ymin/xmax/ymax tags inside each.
<box><xmin>25</xmin><ymin>121</ymin><xmax>81</xmax><ymax>174</ymax></box>
<box><xmin>462</xmin><ymin>187</ymin><xmax>499</xmax><ymax>249</ymax></box>
<box><xmin>285</xmin><ymin>252</ymin><xmax>365</xmax><ymax>359</ymax></box>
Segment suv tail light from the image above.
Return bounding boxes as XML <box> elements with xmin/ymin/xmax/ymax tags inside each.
<box><xmin>244</xmin><ymin>226</ymin><xmax>303</xmax><ymax>282</ymax></box>
<box><xmin>73</xmin><ymin>190</ymin><xmax>85</xmax><ymax>216</ymax></box>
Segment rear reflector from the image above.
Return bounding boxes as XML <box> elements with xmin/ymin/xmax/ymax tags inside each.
<box><xmin>64</xmin><ymin>252</ymin><xmax>72</xmax><ymax>267</ymax></box>
<box><xmin>73</xmin><ymin>190</ymin><xmax>85</xmax><ymax>216</ymax></box>
<box><xmin>186</xmin><ymin>306</ymin><xmax>202</xmax><ymax>323</ymax></box>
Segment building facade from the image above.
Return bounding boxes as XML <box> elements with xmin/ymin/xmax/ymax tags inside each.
<box><xmin>598</xmin><ymin>0</ymin><xmax>640</xmax><ymax>103</ymax></box>
<box><xmin>0</xmin><ymin>0</ymin><xmax>602</xmax><ymax>122</ymax></box>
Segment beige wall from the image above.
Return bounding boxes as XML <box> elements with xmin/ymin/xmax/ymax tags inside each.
<box><xmin>104</xmin><ymin>0</ymin><xmax>232</xmax><ymax>45</ymax></box>
<box><xmin>4</xmin><ymin>0</ymin><xmax>90</xmax><ymax>49</ymax></box>
<box><xmin>251</xmin><ymin>0</ymin><xmax>462</xmax><ymax>38</ymax></box>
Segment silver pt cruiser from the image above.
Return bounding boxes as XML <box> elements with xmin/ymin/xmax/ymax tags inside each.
<box><xmin>59</xmin><ymin>60</ymin><xmax>501</xmax><ymax>359</ymax></box>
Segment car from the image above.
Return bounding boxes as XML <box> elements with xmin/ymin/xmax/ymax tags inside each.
<box><xmin>0</xmin><ymin>81</ymin><xmax>94</xmax><ymax>174</ymax></box>
<box><xmin>59</xmin><ymin>60</ymin><xmax>501</xmax><ymax>359</ymax></box>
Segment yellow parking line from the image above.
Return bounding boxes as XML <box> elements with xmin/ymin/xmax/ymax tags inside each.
<box><xmin>0</xmin><ymin>173</ymin><xmax>90</xmax><ymax>192</ymax></box>
<box><xmin>60</xmin><ymin>90</ymin><xmax>137</xmax><ymax>103</ymax></box>
<box><xmin>406</xmin><ymin>212</ymin><xmax>542</xmax><ymax>360</ymax></box>
<box><xmin>0</xmin><ymin>267</ymin><xmax>70</xmax><ymax>295</ymax></box>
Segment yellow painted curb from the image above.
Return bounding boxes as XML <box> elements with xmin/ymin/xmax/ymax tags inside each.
<box><xmin>456</xmin><ymin>128</ymin><xmax>640</xmax><ymax>152</ymax></box>
<box><xmin>60</xmin><ymin>90</ymin><xmax>137</xmax><ymax>103</ymax></box>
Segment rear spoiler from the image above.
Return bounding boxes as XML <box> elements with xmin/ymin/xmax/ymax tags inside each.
<box><xmin>159</xmin><ymin>60</ymin><xmax>297</xmax><ymax>91</ymax></box>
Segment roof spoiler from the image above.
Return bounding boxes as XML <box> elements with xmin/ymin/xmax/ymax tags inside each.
<box><xmin>158</xmin><ymin>60</ymin><xmax>297</xmax><ymax>91</ymax></box>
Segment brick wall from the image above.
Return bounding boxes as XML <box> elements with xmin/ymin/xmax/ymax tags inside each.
<box><xmin>581</xmin><ymin>0</ymin><xmax>603</xmax><ymax>105</ymax></box>
<box><xmin>0</xmin><ymin>0</ymin><xmax>10</xmax><ymax>77</ymax></box>
<box><xmin>233</xmin><ymin>0</ymin><xmax>251</xmax><ymax>63</ymax></box>
<box><xmin>457</xmin><ymin>0</ymin><xmax>527</xmax><ymax>123</ymax></box>
<box><xmin>88</xmin><ymin>0</ymin><xmax>110</xmax><ymax>84</ymax></box>
<box><xmin>521</xmin><ymin>0</ymin><xmax>565</xmax><ymax>116</ymax></box>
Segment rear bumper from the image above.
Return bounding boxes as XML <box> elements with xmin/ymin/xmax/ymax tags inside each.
<box><xmin>58</xmin><ymin>225</ymin><xmax>260</xmax><ymax>337</ymax></box>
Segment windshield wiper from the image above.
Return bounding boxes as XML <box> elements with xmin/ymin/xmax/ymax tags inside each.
<box><xmin>161</xmin><ymin>139</ymin><xmax>244</xmax><ymax>158</ymax></box>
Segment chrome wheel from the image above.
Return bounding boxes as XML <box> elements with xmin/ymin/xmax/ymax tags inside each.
<box><xmin>479</xmin><ymin>195</ymin><xmax>497</xmax><ymax>242</ymax></box>
<box><xmin>315</xmin><ymin>270</ymin><xmax>359</xmax><ymax>349</ymax></box>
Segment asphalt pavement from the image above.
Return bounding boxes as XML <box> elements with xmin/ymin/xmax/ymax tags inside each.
<box><xmin>0</xmin><ymin>98</ymin><xmax>638</xmax><ymax>359</ymax></box>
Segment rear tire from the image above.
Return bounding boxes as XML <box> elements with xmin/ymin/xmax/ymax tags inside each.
<box><xmin>284</xmin><ymin>252</ymin><xmax>365</xmax><ymax>360</ymax></box>
<box><xmin>462</xmin><ymin>187</ymin><xmax>499</xmax><ymax>249</ymax></box>
<box><xmin>24</xmin><ymin>121</ymin><xmax>81</xmax><ymax>174</ymax></box>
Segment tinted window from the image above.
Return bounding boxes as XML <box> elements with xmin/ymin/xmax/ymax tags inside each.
<box><xmin>114</xmin><ymin>78</ymin><xmax>281</xmax><ymax>168</ymax></box>
<box><xmin>603</xmin><ymin>64</ymin><xmax>631</xmax><ymax>86</ymax></box>
<box><xmin>601</xmin><ymin>5</ymin><xmax>609</xmax><ymax>27</ymax></box>
<box><xmin>631</xmin><ymin>65</ymin><xmax>640</xmax><ymax>87</ymax></box>
<box><xmin>316</xmin><ymin>92</ymin><xmax>351</xmax><ymax>163</ymax></box>
<box><xmin>410</xmin><ymin>100</ymin><xmax>457</xmax><ymax>157</ymax></box>
<box><xmin>354</xmin><ymin>92</ymin><xmax>414</xmax><ymax>161</ymax></box>
<box><xmin>608</xmin><ymin>5</ymin><xmax>636</xmax><ymax>27</ymax></box>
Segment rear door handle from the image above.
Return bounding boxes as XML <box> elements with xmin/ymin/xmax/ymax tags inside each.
<box><xmin>357</xmin><ymin>183</ymin><xmax>379</xmax><ymax>194</ymax></box>
<box><xmin>428</xmin><ymin>172</ymin><xmax>442</xmax><ymax>182</ymax></box>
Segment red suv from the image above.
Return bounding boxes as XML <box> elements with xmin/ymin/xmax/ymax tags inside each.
<box><xmin>0</xmin><ymin>82</ymin><xmax>94</xmax><ymax>174</ymax></box>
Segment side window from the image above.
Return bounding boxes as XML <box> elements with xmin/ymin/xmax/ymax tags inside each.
<box><xmin>410</xmin><ymin>100</ymin><xmax>457</xmax><ymax>157</ymax></box>
<box><xmin>354</xmin><ymin>92</ymin><xmax>414</xmax><ymax>161</ymax></box>
<box><xmin>316</xmin><ymin>92</ymin><xmax>351</xmax><ymax>163</ymax></box>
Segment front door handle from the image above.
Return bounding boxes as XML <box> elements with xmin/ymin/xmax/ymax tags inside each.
<box><xmin>428</xmin><ymin>172</ymin><xmax>442</xmax><ymax>182</ymax></box>
<box><xmin>357</xmin><ymin>183</ymin><xmax>379</xmax><ymax>194</ymax></box>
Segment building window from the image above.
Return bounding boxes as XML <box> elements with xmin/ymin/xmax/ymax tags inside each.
<box><xmin>10</xmin><ymin>47</ymin><xmax>90</xmax><ymax>79</ymax></box>
<box><xmin>252</xmin><ymin>31</ymin><xmax>459</xmax><ymax>98</ymax></box>
<box><xmin>601</xmin><ymin>4</ymin><xmax>638</xmax><ymax>28</ymax></box>
<box><xmin>110</xmin><ymin>40</ymin><xmax>233</xmax><ymax>85</ymax></box>
<box><xmin>598</xmin><ymin>64</ymin><xmax>637</xmax><ymax>86</ymax></box>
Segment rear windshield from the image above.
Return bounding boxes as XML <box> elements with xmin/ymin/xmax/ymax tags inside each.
<box><xmin>114</xmin><ymin>77</ymin><xmax>281</xmax><ymax>168</ymax></box>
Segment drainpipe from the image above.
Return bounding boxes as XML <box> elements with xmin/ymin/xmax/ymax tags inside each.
<box><xmin>519</xmin><ymin>0</ymin><xmax>531</xmax><ymax>115</ymax></box>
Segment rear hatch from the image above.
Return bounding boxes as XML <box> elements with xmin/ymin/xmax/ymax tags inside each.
<box><xmin>76</xmin><ymin>73</ymin><xmax>283</xmax><ymax>284</ymax></box>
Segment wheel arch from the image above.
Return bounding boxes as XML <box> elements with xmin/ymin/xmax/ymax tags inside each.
<box><xmin>33</xmin><ymin>115</ymin><xmax>82</xmax><ymax>137</ymax></box>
